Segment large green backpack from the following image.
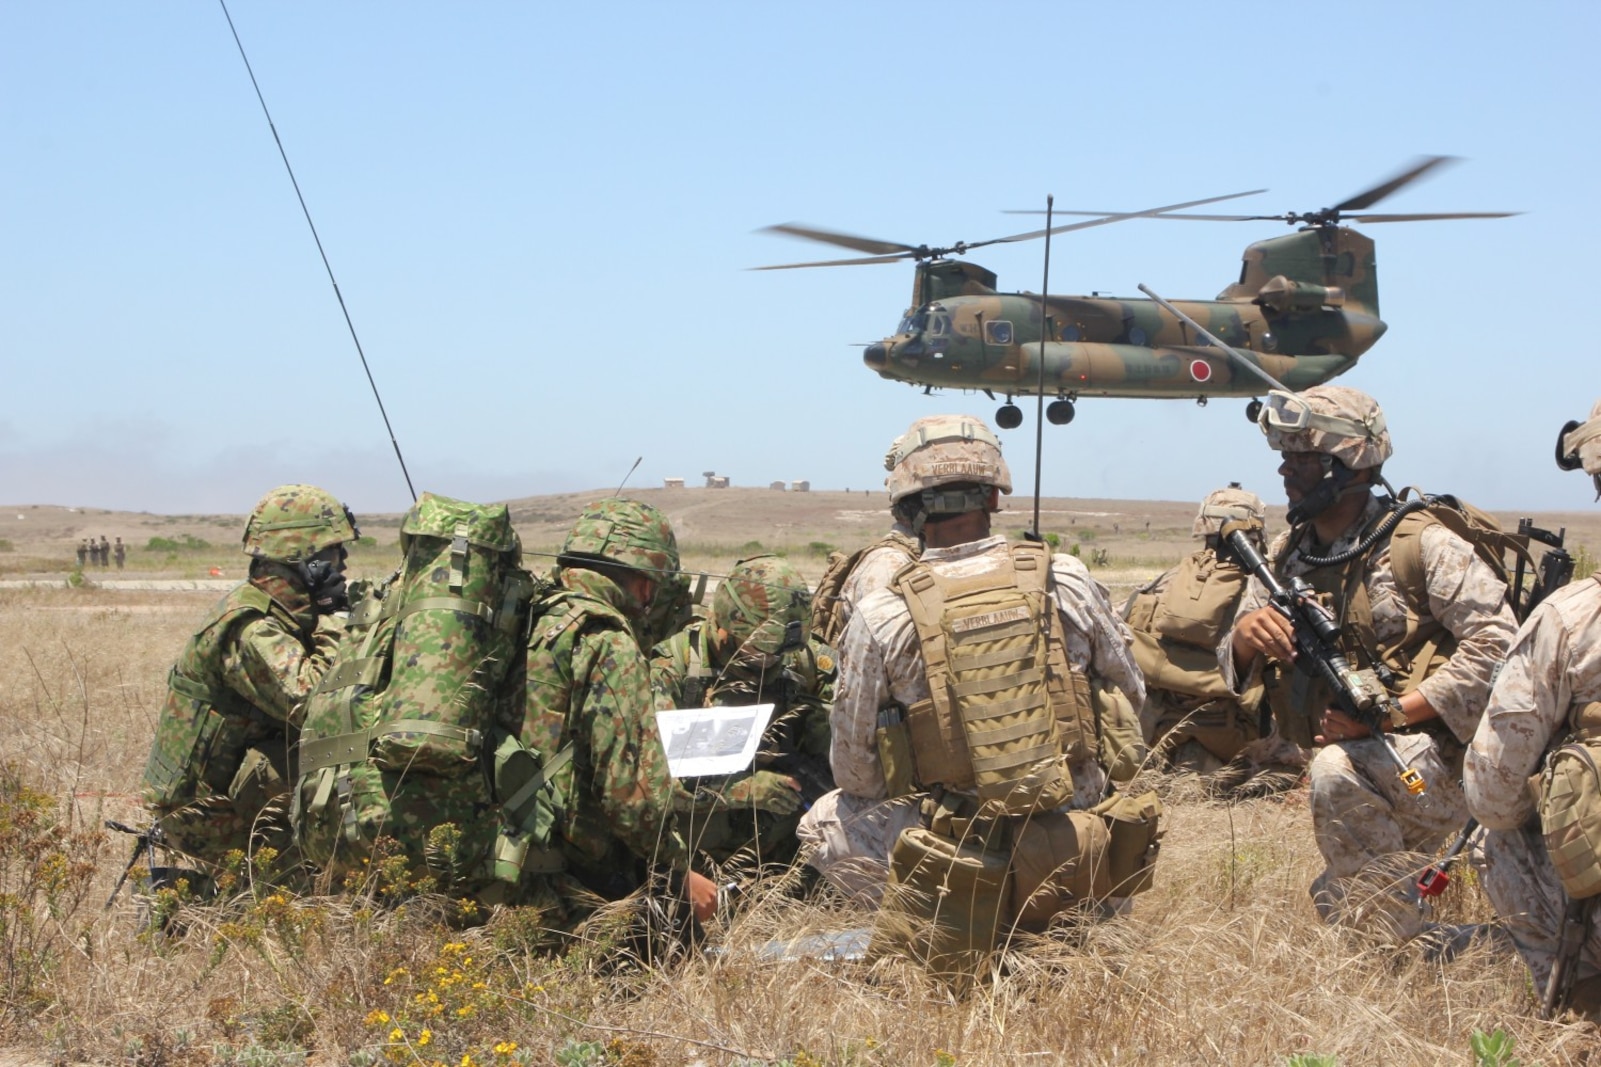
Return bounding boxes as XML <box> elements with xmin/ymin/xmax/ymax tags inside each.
<box><xmin>293</xmin><ymin>493</ymin><xmax>543</xmax><ymax>891</ymax></box>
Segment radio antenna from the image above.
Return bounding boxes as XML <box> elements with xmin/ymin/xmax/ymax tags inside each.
<box><xmin>615</xmin><ymin>457</ymin><xmax>643</xmax><ymax>495</ymax></box>
<box><xmin>1029</xmin><ymin>194</ymin><xmax>1054</xmax><ymax>540</ymax></box>
<box><xmin>218</xmin><ymin>0</ymin><xmax>417</xmax><ymax>502</ymax></box>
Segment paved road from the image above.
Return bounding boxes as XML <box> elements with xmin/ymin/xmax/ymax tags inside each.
<box><xmin>0</xmin><ymin>578</ymin><xmax>235</xmax><ymax>591</ymax></box>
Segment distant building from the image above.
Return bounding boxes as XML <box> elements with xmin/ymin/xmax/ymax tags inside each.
<box><xmin>791</xmin><ymin>480</ymin><xmax>811</xmax><ymax>492</ymax></box>
<box><xmin>769</xmin><ymin>480</ymin><xmax>786</xmax><ymax>491</ymax></box>
<box><xmin>663</xmin><ymin>478</ymin><xmax>685</xmax><ymax>489</ymax></box>
<box><xmin>706</xmin><ymin>475</ymin><xmax>730</xmax><ymax>489</ymax></box>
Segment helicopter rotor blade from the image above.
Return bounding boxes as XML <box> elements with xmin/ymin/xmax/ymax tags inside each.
<box><xmin>1343</xmin><ymin>210</ymin><xmax>1521</xmax><ymax>223</ymax></box>
<box><xmin>1334</xmin><ymin>155</ymin><xmax>1457</xmax><ymax>212</ymax></box>
<box><xmin>750</xmin><ymin>252</ymin><xmax>915</xmax><ymax>270</ymax></box>
<box><xmin>975</xmin><ymin>189</ymin><xmax>1267</xmax><ymax>248</ymax></box>
<box><xmin>1002</xmin><ymin>209</ymin><xmax>1287</xmax><ymax>222</ymax></box>
<box><xmin>757</xmin><ymin>223</ymin><xmax>920</xmax><ymax>258</ymax></box>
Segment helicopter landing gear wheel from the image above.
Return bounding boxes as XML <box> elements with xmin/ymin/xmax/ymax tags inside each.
<box><xmin>996</xmin><ymin>403</ymin><xmax>1023</xmax><ymax>430</ymax></box>
<box><xmin>1046</xmin><ymin>399</ymin><xmax>1076</xmax><ymax>425</ymax></box>
<box><xmin>1245</xmin><ymin>398</ymin><xmax>1263</xmax><ymax>422</ymax></box>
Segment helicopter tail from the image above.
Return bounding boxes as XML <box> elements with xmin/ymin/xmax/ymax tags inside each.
<box><xmin>1220</xmin><ymin>227</ymin><xmax>1379</xmax><ymax>318</ymax></box>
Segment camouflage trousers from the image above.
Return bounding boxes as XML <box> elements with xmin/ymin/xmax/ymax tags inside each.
<box><xmin>795</xmin><ymin>789</ymin><xmax>922</xmax><ymax>905</ymax></box>
<box><xmin>1473</xmin><ymin>822</ymin><xmax>1601</xmax><ymax>994</ymax></box>
<box><xmin>1308</xmin><ymin>731</ymin><xmax>1466</xmax><ymax>941</ymax></box>
<box><xmin>1144</xmin><ymin>691</ymin><xmax>1259</xmax><ymax>773</ymax></box>
<box><xmin>154</xmin><ymin>748</ymin><xmax>302</xmax><ymax>883</ymax></box>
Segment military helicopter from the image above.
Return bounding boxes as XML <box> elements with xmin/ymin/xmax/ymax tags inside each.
<box><xmin>757</xmin><ymin>157</ymin><xmax>1514</xmax><ymax>428</ymax></box>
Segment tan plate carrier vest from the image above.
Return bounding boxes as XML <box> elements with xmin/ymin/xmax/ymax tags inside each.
<box><xmin>895</xmin><ymin>541</ymin><xmax>1095</xmax><ymax>816</ymax></box>
<box><xmin>1541</xmin><ymin>585</ymin><xmax>1601</xmax><ymax>900</ymax></box>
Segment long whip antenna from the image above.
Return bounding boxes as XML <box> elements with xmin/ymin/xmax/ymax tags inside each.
<box><xmin>218</xmin><ymin>0</ymin><xmax>417</xmax><ymax>501</ymax></box>
<box><xmin>1030</xmin><ymin>195</ymin><xmax>1053</xmax><ymax>539</ymax></box>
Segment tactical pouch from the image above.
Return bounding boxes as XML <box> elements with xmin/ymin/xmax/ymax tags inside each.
<box><xmin>869</xmin><ymin>826</ymin><xmax>1013</xmax><ymax>979</ymax></box>
<box><xmin>904</xmin><ymin>697</ymin><xmax>970</xmax><ymax>791</ymax></box>
<box><xmin>1541</xmin><ymin>740</ymin><xmax>1601</xmax><ymax>900</ymax></box>
<box><xmin>1093</xmin><ymin>790</ymin><xmax>1164</xmax><ymax>896</ymax></box>
<box><xmin>142</xmin><ymin>697</ymin><xmax>226</xmax><ymax>809</ymax></box>
<box><xmin>1092</xmin><ymin>681</ymin><xmax>1146</xmax><ymax>785</ymax></box>
<box><xmin>1008</xmin><ymin>809</ymin><xmax>1111</xmax><ymax>930</ymax></box>
<box><xmin>876</xmin><ymin>704</ymin><xmax>918</xmax><ymax>798</ymax></box>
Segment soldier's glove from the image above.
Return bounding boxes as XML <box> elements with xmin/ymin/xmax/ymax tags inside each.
<box><xmin>723</xmin><ymin>771</ymin><xmax>803</xmax><ymax>816</ymax></box>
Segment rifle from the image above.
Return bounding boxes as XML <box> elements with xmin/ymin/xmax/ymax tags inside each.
<box><xmin>1543</xmin><ymin>895</ymin><xmax>1592</xmax><ymax>1018</ymax></box>
<box><xmin>103</xmin><ymin>819</ymin><xmax>163</xmax><ymax>909</ymax></box>
<box><xmin>1220</xmin><ymin>523</ymin><xmax>1427</xmax><ymax>797</ymax></box>
<box><xmin>1515</xmin><ymin>520</ymin><xmax>1575</xmax><ymax>622</ymax></box>
<box><xmin>1416</xmin><ymin>817</ymin><xmax>1479</xmax><ymax>898</ymax></box>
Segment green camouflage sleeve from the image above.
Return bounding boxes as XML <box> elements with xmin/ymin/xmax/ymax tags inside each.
<box><xmin>648</xmin><ymin>635</ymin><xmax>689</xmax><ymax>712</ymax></box>
<box><xmin>222</xmin><ymin>614</ymin><xmax>340</xmax><ymax>726</ymax></box>
<box><xmin>572</xmin><ymin>626</ymin><xmax>692</xmax><ymax>870</ymax></box>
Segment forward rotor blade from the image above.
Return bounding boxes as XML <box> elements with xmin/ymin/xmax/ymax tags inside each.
<box><xmin>1002</xmin><ymin>209</ymin><xmax>1286</xmax><ymax>222</ymax></box>
<box><xmin>1335</xmin><ymin>155</ymin><xmax>1457</xmax><ymax>211</ymax></box>
<box><xmin>975</xmin><ymin>189</ymin><xmax>1267</xmax><ymax>248</ymax></box>
<box><xmin>1344</xmin><ymin>210</ymin><xmax>1521</xmax><ymax>223</ymax></box>
<box><xmin>750</xmin><ymin>252</ymin><xmax>913</xmax><ymax>270</ymax></box>
<box><xmin>758</xmin><ymin>223</ymin><xmax>919</xmax><ymax>257</ymax></box>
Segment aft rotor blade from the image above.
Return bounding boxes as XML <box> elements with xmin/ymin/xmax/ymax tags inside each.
<box><xmin>1344</xmin><ymin>210</ymin><xmax>1521</xmax><ymax>223</ymax></box>
<box><xmin>1335</xmin><ymin>155</ymin><xmax>1457</xmax><ymax>211</ymax></box>
<box><xmin>976</xmin><ymin>189</ymin><xmax>1267</xmax><ymax>248</ymax></box>
<box><xmin>758</xmin><ymin>223</ymin><xmax>920</xmax><ymax>257</ymax></box>
<box><xmin>1002</xmin><ymin>209</ymin><xmax>1286</xmax><ymax>222</ymax></box>
<box><xmin>750</xmin><ymin>252</ymin><xmax>913</xmax><ymax>270</ymax></box>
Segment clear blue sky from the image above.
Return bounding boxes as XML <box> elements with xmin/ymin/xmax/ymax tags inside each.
<box><xmin>3</xmin><ymin>2</ymin><xmax>1596</xmax><ymax>516</ymax></box>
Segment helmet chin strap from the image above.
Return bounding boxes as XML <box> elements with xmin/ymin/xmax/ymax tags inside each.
<box><xmin>1286</xmin><ymin>457</ymin><xmax>1364</xmax><ymax>526</ymax></box>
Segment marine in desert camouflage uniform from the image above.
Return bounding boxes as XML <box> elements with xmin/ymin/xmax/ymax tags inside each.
<box><xmin>142</xmin><ymin>484</ymin><xmax>357</xmax><ymax>880</ymax></box>
<box><xmin>1225</xmin><ymin>387</ymin><xmax>1516</xmax><ymax>942</ymax></box>
<box><xmin>1123</xmin><ymin>484</ymin><xmax>1271</xmax><ymax>778</ymax></box>
<box><xmin>797</xmin><ymin>415</ymin><xmax>1144</xmax><ymax>905</ymax></box>
<box><xmin>1465</xmin><ymin>397</ymin><xmax>1601</xmax><ymax>1015</ymax></box>
<box><xmin>651</xmin><ymin>554</ymin><xmax>836</xmax><ymax>871</ymax></box>
<box><xmin>509</xmin><ymin>499</ymin><xmax>716</xmax><ymax>933</ymax></box>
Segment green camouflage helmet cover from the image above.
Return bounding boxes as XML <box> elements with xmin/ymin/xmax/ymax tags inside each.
<box><xmin>559</xmin><ymin>497</ymin><xmax>679</xmax><ymax>578</ymax></box>
<box><xmin>883</xmin><ymin>414</ymin><xmax>1013</xmax><ymax>504</ymax></box>
<box><xmin>710</xmin><ymin>554</ymin><xmax>812</xmax><ymax>656</ymax></box>
<box><xmin>1192</xmin><ymin>484</ymin><xmax>1267</xmax><ymax>538</ymax></box>
<box><xmin>241</xmin><ymin>484</ymin><xmax>359</xmax><ymax>562</ymax></box>
<box><xmin>1257</xmin><ymin>386</ymin><xmax>1392</xmax><ymax>470</ymax></box>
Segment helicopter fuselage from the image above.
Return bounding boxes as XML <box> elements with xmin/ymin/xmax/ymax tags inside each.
<box><xmin>863</xmin><ymin>288</ymin><xmax>1381</xmax><ymax>398</ymax></box>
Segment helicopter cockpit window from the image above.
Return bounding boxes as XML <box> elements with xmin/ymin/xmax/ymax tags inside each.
<box><xmin>983</xmin><ymin>320</ymin><xmax>1014</xmax><ymax>346</ymax></box>
<box><xmin>926</xmin><ymin>310</ymin><xmax>952</xmax><ymax>337</ymax></box>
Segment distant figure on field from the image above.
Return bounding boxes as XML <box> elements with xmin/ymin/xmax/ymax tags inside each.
<box><xmin>114</xmin><ymin>537</ymin><xmax>126</xmax><ymax>570</ymax></box>
<box><xmin>76</xmin><ymin>540</ymin><xmax>88</xmax><ymax>569</ymax></box>
<box><xmin>99</xmin><ymin>536</ymin><xmax>111</xmax><ymax>568</ymax></box>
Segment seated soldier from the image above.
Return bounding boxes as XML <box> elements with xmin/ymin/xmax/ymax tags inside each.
<box><xmin>1123</xmin><ymin>484</ymin><xmax>1280</xmax><ymax>784</ymax></box>
<box><xmin>652</xmin><ymin>554</ymin><xmax>835</xmax><ymax>874</ymax></box>
<box><xmin>143</xmin><ymin>485</ymin><xmax>357</xmax><ymax>888</ymax></box>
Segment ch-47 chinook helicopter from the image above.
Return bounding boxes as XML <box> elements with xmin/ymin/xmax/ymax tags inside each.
<box><xmin>756</xmin><ymin>157</ymin><xmax>1515</xmax><ymax>429</ymax></box>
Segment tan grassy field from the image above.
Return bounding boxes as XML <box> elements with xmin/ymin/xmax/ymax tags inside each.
<box><xmin>1</xmin><ymin>490</ymin><xmax>1598</xmax><ymax>1065</ymax></box>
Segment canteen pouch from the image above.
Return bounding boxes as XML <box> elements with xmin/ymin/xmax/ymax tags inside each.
<box><xmin>1093</xmin><ymin>790</ymin><xmax>1164</xmax><ymax>896</ymax></box>
<box><xmin>869</xmin><ymin>826</ymin><xmax>1013</xmax><ymax>978</ymax></box>
<box><xmin>876</xmin><ymin>703</ymin><xmax>918</xmax><ymax>798</ymax></box>
<box><xmin>1008</xmin><ymin>809</ymin><xmax>1111</xmax><ymax>930</ymax></box>
<box><xmin>1541</xmin><ymin>741</ymin><xmax>1601</xmax><ymax>900</ymax></box>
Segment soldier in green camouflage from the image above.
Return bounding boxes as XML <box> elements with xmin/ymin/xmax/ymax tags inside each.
<box><xmin>651</xmin><ymin>554</ymin><xmax>836</xmax><ymax>872</ymax></box>
<box><xmin>508</xmin><ymin>498</ymin><xmax>717</xmax><ymax>934</ymax></box>
<box><xmin>142</xmin><ymin>484</ymin><xmax>358</xmax><ymax>884</ymax></box>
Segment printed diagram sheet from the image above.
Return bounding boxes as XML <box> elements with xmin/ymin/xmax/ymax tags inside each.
<box><xmin>655</xmin><ymin>703</ymin><xmax>775</xmax><ymax>779</ymax></box>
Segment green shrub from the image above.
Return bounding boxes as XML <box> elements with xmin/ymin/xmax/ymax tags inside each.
<box><xmin>805</xmin><ymin>541</ymin><xmax>835</xmax><ymax>557</ymax></box>
<box><xmin>0</xmin><ymin>538</ymin><xmax>12</xmax><ymax>552</ymax></box>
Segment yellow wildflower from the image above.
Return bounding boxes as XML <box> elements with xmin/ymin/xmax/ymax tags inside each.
<box><xmin>365</xmin><ymin>1009</ymin><xmax>391</xmax><ymax>1027</ymax></box>
<box><xmin>418</xmin><ymin>1029</ymin><xmax>432</xmax><ymax>1047</ymax></box>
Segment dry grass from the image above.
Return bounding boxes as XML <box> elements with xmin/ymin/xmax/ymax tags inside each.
<box><xmin>3</xmin><ymin>492</ymin><xmax>1601</xmax><ymax>1065</ymax></box>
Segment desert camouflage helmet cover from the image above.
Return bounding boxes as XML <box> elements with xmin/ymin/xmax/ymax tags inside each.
<box><xmin>1257</xmin><ymin>385</ymin><xmax>1392</xmax><ymax>470</ymax></box>
<box><xmin>559</xmin><ymin>497</ymin><xmax>679</xmax><ymax>577</ymax></box>
<box><xmin>1560</xmin><ymin>396</ymin><xmax>1601</xmax><ymax>498</ymax></box>
<box><xmin>883</xmin><ymin>414</ymin><xmax>1013</xmax><ymax>503</ymax></box>
<box><xmin>1192</xmin><ymin>484</ymin><xmax>1267</xmax><ymax>537</ymax></box>
<box><xmin>710</xmin><ymin>554</ymin><xmax>812</xmax><ymax>656</ymax></box>
<box><xmin>242</xmin><ymin>484</ymin><xmax>359</xmax><ymax>562</ymax></box>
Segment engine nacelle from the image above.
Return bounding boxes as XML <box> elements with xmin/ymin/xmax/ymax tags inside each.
<box><xmin>1255</xmin><ymin>274</ymin><xmax>1345</xmax><ymax>313</ymax></box>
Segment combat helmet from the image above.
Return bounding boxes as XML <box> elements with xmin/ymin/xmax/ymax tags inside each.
<box><xmin>1557</xmin><ymin>396</ymin><xmax>1601</xmax><ymax>499</ymax></box>
<box><xmin>710</xmin><ymin>555</ymin><xmax>811</xmax><ymax>659</ymax></box>
<box><xmin>558</xmin><ymin>498</ymin><xmax>679</xmax><ymax>578</ymax></box>
<box><xmin>242</xmin><ymin>484</ymin><xmax>359</xmax><ymax>563</ymax></box>
<box><xmin>884</xmin><ymin>414</ymin><xmax>1011</xmax><ymax>531</ymax></box>
<box><xmin>1257</xmin><ymin>386</ymin><xmax>1392</xmax><ymax>470</ymax></box>
<box><xmin>1192</xmin><ymin>483</ymin><xmax>1266</xmax><ymax>538</ymax></box>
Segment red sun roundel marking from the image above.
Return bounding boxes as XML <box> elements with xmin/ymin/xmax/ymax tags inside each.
<box><xmin>1190</xmin><ymin>360</ymin><xmax>1212</xmax><ymax>383</ymax></box>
